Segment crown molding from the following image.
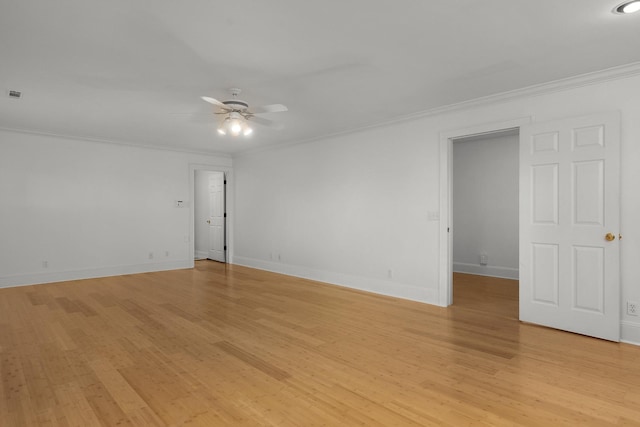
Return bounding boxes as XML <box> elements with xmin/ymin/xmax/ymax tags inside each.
<box><xmin>408</xmin><ymin>60</ymin><xmax>640</xmax><ymax>119</ymax></box>
<box><xmin>235</xmin><ymin>61</ymin><xmax>640</xmax><ymax>158</ymax></box>
<box><xmin>4</xmin><ymin>61</ymin><xmax>640</xmax><ymax>160</ymax></box>
<box><xmin>0</xmin><ymin>125</ymin><xmax>232</xmax><ymax>159</ymax></box>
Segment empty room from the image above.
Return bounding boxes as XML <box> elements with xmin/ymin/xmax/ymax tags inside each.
<box><xmin>2</xmin><ymin>1</ymin><xmax>640</xmax><ymax>426</ymax></box>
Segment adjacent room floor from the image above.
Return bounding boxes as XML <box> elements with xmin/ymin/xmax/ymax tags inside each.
<box><xmin>1</xmin><ymin>261</ymin><xmax>639</xmax><ymax>426</ymax></box>
<box><xmin>453</xmin><ymin>272</ymin><xmax>519</xmax><ymax>320</ymax></box>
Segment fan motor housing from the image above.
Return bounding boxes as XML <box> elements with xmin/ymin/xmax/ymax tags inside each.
<box><xmin>223</xmin><ymin>100</ymin><xmax>249</xmax><ymax>110</ymax></box>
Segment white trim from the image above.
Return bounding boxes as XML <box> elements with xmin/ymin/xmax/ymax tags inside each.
<box><xmin>189</xmin><ymin>163</ymin><xmax>235</xmax><ymax>268</ymax></box>
<box><xmin>438</xmin><ymin>128</ymin><xmax>453</xmax><ymax>307</ymax></box>
<box><xmin>0</xmin><ymin>260</ymin><xmax>191</xmax><ymax>289</ymax></box>
<box><xmin>621</xmin><ymin>321</ymin><xmax>640</xmax><ymax>346</ymax></box>
<box><xmin>235</xmin><ymin>61</ymin><xmax>640</xmax><ymax>158</ymax></box>
<box><xmin>438</xmin><ymin>117</ymin><xmax>532</xmax><ymax>307</ymax></box>
<box><xmin>195</xmin><ymin>250</ymin><xmax>208</xmax><ymax>260</ymax></box>
<box><xmin>3</xmin><ymin>62</ymin><xmax>640</xmax><ymax>160</ymax></box>
<box><xmin>233</xmin><ymin>256</ymin><xmax>439</xmax><ymax>305</ymax></box>
<box><xmin>419</xmin><ymin>61</ymin><xmax>640</xmax><ymax>119</ymax></box>
<box><xmin>0</xmin><ymin>126</ymin><xmax>231</xmax><ymax>158</ymax></box>
<box><xmin>452</xmin><ymin>263</ymin><xmax>519</xmax><ymax>280</ymax></box>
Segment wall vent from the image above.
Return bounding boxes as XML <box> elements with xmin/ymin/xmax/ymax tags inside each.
<box><xmin>7</xmin><ymin>90</ymin><xmax>22</xmax><ymax>99</ymax></box>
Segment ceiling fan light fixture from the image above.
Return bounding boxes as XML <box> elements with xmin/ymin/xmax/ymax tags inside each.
<box><xmin>204</xmin><ymin>88</ymin><xmax>287</xmax><ymax>138</ymax></box>
<box><xmin>218</xmin><ymin>113</ymin><xmax>253</xmax><ymax>137</ymax></box>
<box><xmin>230</xmin><ymin>120</ymin><xmax>242</xmax><ymax>135</ymax></box>
<box><xmin>613</xmin><ymin>0</ymin><xmax>640</xmax><ymax>14</ymax></box>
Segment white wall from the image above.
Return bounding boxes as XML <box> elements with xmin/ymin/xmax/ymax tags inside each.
<box><xmin>233</xmin><ymin>70</ymin><xmax>640</xmax><ymax>344</ymax></box>
<box><xmin>0</xmin><ymin>129</ymin><xmax>231</xmax><ymax>287</ymax></box>
<box><xmin>234</xmin><ymin>124</ymin><xmax>440</xmax><ymax>302</ymax></box>
<box><xmin>452</xmin><ymin>132</ymin><xmax>519</xmax><ymax>279</ymax></box>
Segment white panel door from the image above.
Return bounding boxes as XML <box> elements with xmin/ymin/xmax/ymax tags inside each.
<box><xmin>520</xmin><ymin>112</ymin><xmax>620</xmax><ymax>341</ymax></box>
<box><xmin>207</xmin><ymin>172</ymin><xmax>226</xmax><ymax>262</ymax></box>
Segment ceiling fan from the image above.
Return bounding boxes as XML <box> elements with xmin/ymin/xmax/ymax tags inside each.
<box><xmin>201</xmin><ymin>88</ymin><xmax>288</xmax><ymax>136</ymax></box>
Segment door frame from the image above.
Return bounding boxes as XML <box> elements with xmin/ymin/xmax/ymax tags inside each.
<box><xmin>438</xmin><ymin>116</ymin><xmax>531</xmax><ymax>306</ymax></box>
<box><xmin>189</xmin><ymin>163</ymin><xmax>234</xmax><ymax>267</ymax></box>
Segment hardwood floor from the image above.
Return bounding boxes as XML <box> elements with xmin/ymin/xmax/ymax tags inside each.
<box><xmin>453</xmin><ymin>273</ymin><xmax>519</xmax><ymax>320</ymax></box>
<box><xmin>1</xmin><ymin>263</ymin><xmax>640</xmax><ymax>426</ymax></box>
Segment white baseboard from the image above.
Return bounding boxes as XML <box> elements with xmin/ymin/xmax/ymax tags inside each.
<box><xmin>0</xmin><ymin>260</ymin><xmax>192</xmax><ymax>289</ymax></box>
<box><xmin>195</xmin><ymin>250</ymin><xmax>208</xmax><ymax>260</ymax></box>
<box><xmin>5</xmin><ymin>256</ymin><xmax>635</xmax><ymax>347</ymax></box>
<box><xmin>621</xmin><ymin>321</ymin><xmax>640</xmax><ymax>346</ymax></box>
<box><xmin>453</xmin><ymin>262</ymin><xmax>519</xmax><ymax>280</ymax></box>
<box><xmin>232</xmin><ymin>256</ymin><xmax>439</xmax><ymax>305</ymax></box>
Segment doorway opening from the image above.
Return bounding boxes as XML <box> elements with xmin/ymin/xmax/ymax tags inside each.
<box><xmin>438</xmin><ymin>116</ymin><xmax>530</xmax><ymax>307</ymax></box>
<box><xmin>451</xmin><ymin>129</ymin><xmax>519</xmax><ymax>313</ymax></box>
<box><xmin>194</xmin><ymin>170</ymin><xmax>227</xmax><ymax>263</ymax></box>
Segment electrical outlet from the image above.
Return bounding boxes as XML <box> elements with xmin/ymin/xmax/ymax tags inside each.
<box><xmin>627</xmin><ymin>301</ymin><xmax>639</xmax><ymax>316</ymax></box>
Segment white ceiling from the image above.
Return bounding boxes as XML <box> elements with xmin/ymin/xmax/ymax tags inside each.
<box><xmin>1</xmin><ymin>0</ymin><xmax>639</xmax><ymax>155</ymax></box>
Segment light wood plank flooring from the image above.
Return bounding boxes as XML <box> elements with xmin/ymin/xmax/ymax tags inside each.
<box><xmin>1</xmin><ymin>262</ymin><xmax>639</xmax><ymax>426</ymax></box>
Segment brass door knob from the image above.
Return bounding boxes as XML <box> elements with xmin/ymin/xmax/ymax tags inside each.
<box><xmin>605</xmin><ymin>233</ymin><xmax>616</xmax><ymax>241</ymax></box>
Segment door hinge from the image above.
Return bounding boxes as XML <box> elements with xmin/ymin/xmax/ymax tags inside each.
<box><xmin>224</xmin><ymin>246</ymin><xmax>227</xmax><ymax>251</ymax></box>
<box><xmin>224</xmin><ymin>180</ymin><xmax>227</xmax><ymax>185</ymax></box>
<box><xmin>224</xmin><ymin>213</ymin><xmax>227</xmax><ymax>218</ymax></box>
<box><xmin>447</xmin><ymin>227</ymin><xmax>450</xmax><ymax>232</ymax></box>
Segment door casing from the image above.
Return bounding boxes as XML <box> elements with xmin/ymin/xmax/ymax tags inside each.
<box><xmin>438</xmin><ymin>117</ymin><xmax>532</xmax><ymax>306</ymax></box>
<box><xmin>189</xmin><ymin>163</ymin><xmax>234</xmax><ymax>267</ymax></box>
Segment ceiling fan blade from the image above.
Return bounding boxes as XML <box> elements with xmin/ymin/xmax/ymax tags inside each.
<box><xmin>247</xmin><ymin>115</ymin><xmax>284</xmax><ymax>130</ymax></box>
<box><xmin>201</xmin><ymin>96</ymin><xmax>226</xmax><ymax>107</ymax></box>
<box><xmin>249</xmin><ymin>104</ymin><xmax>288</xmax><ymax>114</ymax></box>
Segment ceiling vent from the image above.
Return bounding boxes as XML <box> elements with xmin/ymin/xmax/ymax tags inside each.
<box><xmin>7</xmin><ymin>90</ymin><xmax>22</xmax><ymax>99</ymax></box>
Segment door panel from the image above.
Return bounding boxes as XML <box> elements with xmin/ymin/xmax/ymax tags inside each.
<box><xmin>532</xmin><ymin>164</ymin><xmax>558</xmax><ymax>224</ymax></box>
<box><xmin>572</xmin><ymin>246</ymin><xmax>604</xmax><ymax>313</ymax></box>
<box><xmin>531</xmin><ymin>131</ymin><xmax>559</xmax><ymax>153</ymax></box>
<box><xmin>573</xmin><ymin>160</ymin><xmax>604</xmax><ymax>225</ymax></box>
<box><xmin>520</xmin><ymin>112</ymin><xmax>620</xmax><ymax>341</ymax></box>
<box><xmin>531</xmin><ymin>243</ymin><xmax>559</xmax><ymax>306</ymax></box>
<box><xmin>207</xmin><ymin>172</ymin><xmax>226</xmax><ymax>262</ymax></box>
